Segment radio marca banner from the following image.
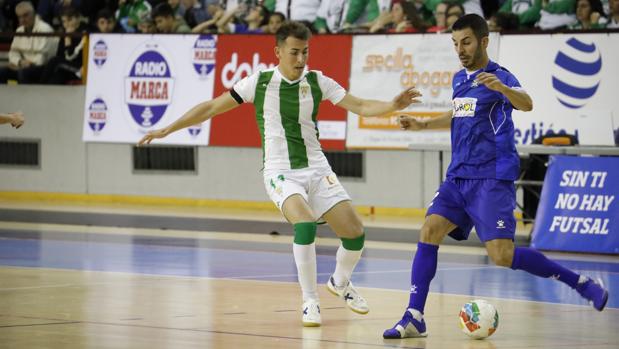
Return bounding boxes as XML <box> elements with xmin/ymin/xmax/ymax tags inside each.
<box><xmin>83</xmin><ymin>34</ymin><xmax>217</xmax><ymax>144</ymax></box>
<box><xmin>209</xmin><ymin>35</ymin><xmax>352</xmax><ymax>150</ymax></box>
<box><xmin>531</xmin><ymin>156</ymin><xmax>619</xmax><ymax>254</ymax></box>
<box><xmin>499</xmin><ymin>34</ymin><xmax>619</xmax><ymax>146</ymax></box>
<box><xmin>346</xmin><ymin>33</ymin><xmax>499</xmax><ymax>149</ymax></box>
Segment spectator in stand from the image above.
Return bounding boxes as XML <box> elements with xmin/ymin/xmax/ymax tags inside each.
<box><xmin>488</xmin><ymin>11</ymin><xmax>520</xmax><ymax>31</ymax></box>
<box><xmin>95</xmin><ymin>8</ymin><xmax>125</xmax><ymax>33</ymax></box>
<box><xmin>216</xmin><ymin>3</ymin><xmax>268</xmax><ymax>33</ymax></box>
<box><xmin>427</xmin><ymin>1</ymin><xmax>448</xmax><ymax>32</ymax></box>
<box><xmin>608</xmin><ymin>0</ymin><xmax>619</xmax><ymax>27</ymax></box>
<box><xmin>0</xmin><ymin>1</ymin><xmax>58</xmax><ymax>84</ymax></box>
<box><xmin>569</xmin><ymin>0</ymin><xmax>607</xmax><ymax>28</ymax></box>
<box><xmin>499</xmin><ymin>0</ymin><xmax>538</xmax><ymax>28</ymax></box>
<box><xmin>137</xmin><ymin>14</ymin><xmax>157</xmax><ymax>32</ymax></box>
<box><xmin>40</xmin><ymin>6</ymin><xmax>86</xmax><ymax>84</ymax></box>
<box><xmin>152</xmin><ymin>2</ymin><xmax>191</xmax><ymax>32</ymax></box>
<box><xmin>117</xmin><ymin>0</ymin><xmax>152</xmax><ymax>32</ymax></box>
<box><xmin>182</xmin><ymin>0</ymin><xmax>209</xmax><ymax>29</ymax></box>
<box><xmin>168</xmin><ymin>0</ymin><xmax>185</xmax><ymax>17</ymax></box>
<box><xmin>0</xmin><ymin>112</ymin><xmax>24</xmax><ymax>129</ymax></box>
<box><xmin>36</xmin><ymin>0</ymin><xmax>81</xmax><ymax>29</ymax></box>
<box><xmin>370</xmin><ymin>0</ymin><xmax>420</xmax><ymax>33</ymax></box>
<box><xmin>191</xmin><ymin>3</ymin><xmax>223</xmax><ymax>33</ymax></box>
<box><xmin>275</xmin><ymin>0</ymin><xmax>322</xmax><ymax>32</ymax></box>
<box><xmin>535</xmin><ymin>0</ymin><xmax>578</xmax><ymax>30</ymax></box>
<box><xmin>445</xmin><ymin>2</ymin><xmax>465</xmax><ymax>30</ymax></box>
<box><xmin>81</xmin><ymin>0</ymin><xmax>118</xmax><ymax>29</ymax></box>
<box><xmin>263</xmin><ymin>11</ymin><xmax>285</xmax><ymax>33</ymax></box>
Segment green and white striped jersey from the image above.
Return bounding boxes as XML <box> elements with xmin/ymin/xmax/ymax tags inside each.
<box><xmin>232</xmin><ymin>66</ymin><xmax>346</xmax><ymax>171</ymax></box>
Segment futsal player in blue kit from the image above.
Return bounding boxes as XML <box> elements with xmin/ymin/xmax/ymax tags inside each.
<box><xmin>383</xmin><ymin>14</ymin><xmax>609</xmax><ymax>339</ymax></box>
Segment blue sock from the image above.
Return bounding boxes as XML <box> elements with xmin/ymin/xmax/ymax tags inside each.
<box><xmin>408</xmin><ymin>242</ymin><xmax>439</xmax><ymax>314</ymax></box>
<box><xmin>511</xmin><ymin>247</ymin><xmax>580</xmax><ymax>288</ymax></box>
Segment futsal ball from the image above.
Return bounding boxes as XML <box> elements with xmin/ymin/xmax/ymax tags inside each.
<box><xmin>458</xmin><ymin>299</ymin><xmax>499</xmax><ymax>339</ymax></box>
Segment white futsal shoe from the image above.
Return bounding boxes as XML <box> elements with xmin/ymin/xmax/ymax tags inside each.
<box><xmin>327</xmin><ymin>276</ymin><xmax>370</xmax><ymax>315</ymax></box>
<box><xmin>302</xmin><ymin>299</ymin><xmax>321</xmax><ymax>327</ymax></box>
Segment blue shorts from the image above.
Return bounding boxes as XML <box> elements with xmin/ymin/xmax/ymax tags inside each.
<box><xmin>426</xmin><ymin>178</ymin><xmax>516</xmax><ymax>242</ymax></box>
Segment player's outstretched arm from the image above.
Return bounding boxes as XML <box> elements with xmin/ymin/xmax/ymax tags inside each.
<box><xmin>0</xmin><ymin>112</ymin><xmax>24</xmax><ymax>128</ymax></box>
<box><xmin>336</xmin><ymin>87</ymin><xmax>422</xmax><ymax>117</ymax></box>
<box><xmin>400</xmin><ymin>110</ymin><xmax>452</xmax><ymax>131</ymax></box>
<box><xmin>476</xmin><ymin>72</ymin><xmax>533</xmax><ymax>111</ymax></box>
<box><xmin>137</xmin><ymin>92</ymin><xmax>239</xmax><ymax>146</ymax></box>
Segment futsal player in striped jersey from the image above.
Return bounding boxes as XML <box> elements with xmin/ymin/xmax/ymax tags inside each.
<box><xmin>138</xmin><ymin>21</ymin><xmax>422</xmax><ymax>327</ymax></box>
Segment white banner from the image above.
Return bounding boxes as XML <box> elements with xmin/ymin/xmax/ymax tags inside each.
<box><xmin>82</xmin><ymin>34</ymin><xmax>218</xmax><ymax>145</ymax></box>
<box><xmin>500</xmin><ymin>34</ymin><xmax>618</xmax><ymax>146</ymax></box>
<box><xmin>346</xmin><ymin>33</ymin><xmax>499</xmax><ymax>149</ymax></box>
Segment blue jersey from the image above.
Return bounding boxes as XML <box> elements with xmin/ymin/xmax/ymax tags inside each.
<box><xmin>446</xmin><ymin>60</ymin><xmax>521</xmax><ymax>181</ymax></box>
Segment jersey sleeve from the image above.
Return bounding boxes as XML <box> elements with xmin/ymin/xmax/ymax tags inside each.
<box><xmin>231</xmin><ymin>71</ymin><xmax>260</xmax><ymax>104</ymax></box>
<box><xmin>500</xmin><ymin>72</ymin><xmax>525</xmax><ymax>106</ymax></box>
<box><xmin>317</xmin><ymin>72</ymin><xmax>347</xmax><ymax>104</ymax></box>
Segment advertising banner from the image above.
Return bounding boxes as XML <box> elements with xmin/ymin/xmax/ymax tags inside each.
<box><xmin>499</xmin><ymin>34</ymin><xmax>619</xmax><ymax>146</ymax></box>
<box><xmin>83</xmin><ymin>34</ymin><xmax>217</xmax><ymax>145</ymax></box>
<box><xmin>531</xmin><ymin>155</ymin><xmax>619</xmax><ymax>254</ymax></box>
<box><xmin>346</xmin><ymin>33</ymin><xmax>499</xmax><ymax>149</ymax></box>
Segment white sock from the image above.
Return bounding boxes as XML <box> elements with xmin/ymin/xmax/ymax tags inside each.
<box><xmin>293</xmin><ymin>242</ymin><xmax>318</xmax><ymax>301</ymax></box>
<box><xmin>332</xmin><ymin>245</ymin><xmax>363</xmax><ymax>287</ymax></box>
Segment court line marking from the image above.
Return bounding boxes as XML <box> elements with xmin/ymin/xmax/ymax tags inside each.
<box><xmin>0</xmin><ymin>321</ymin><xmax>80</xmax><ymax>329</ymax></box>
<box><xmin>2</xmin><ymin>265</ymin><xmax>617</xmax><ymax>311</ymax></box>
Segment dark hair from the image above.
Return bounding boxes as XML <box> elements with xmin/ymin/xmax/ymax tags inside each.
<box><xmin>96</xmin><ymin>8</ymin><xmax>115</xmax><ymax>21</ymax></box>
<box><xmin>152</xmin><ymin>3</ymin><xmax>175</xmax><ymax>19</ymax></box>
<box><xmin>61</xmin><ymin>6</ymin><xmax>80</xmax><ymax>18</ymax></box>
<box><xmin>400</xmin><ymin>1</ymin><xmax>429</xmax><ymax>32</ymax></box>
<box><xmin>275</xmin><ymin>21</ymin><xmax>312</xmax><ymax>46</ymax></box>
<box><xmin>256</xmin><ymin>5</ymin><xmax>270</xmax><ymax>26</ymax></box>
<box><xmin>493</xmin><ymin>12</ymin><xmax>519</xmax><ymax>32</ymax></box>
<box><xmin>269</xmin><ymin>11</ymin><xmax>286</xmax><ymax>22</ymax></box>
<box><xmin>575</xmin><ymin>0</ymin><xmax>607</xmax><ymax>18</ymax></box>
<box><xmin>452</xmin><ymin>13</ymin><xmax>489</xmax><ymax>40</ymax></box>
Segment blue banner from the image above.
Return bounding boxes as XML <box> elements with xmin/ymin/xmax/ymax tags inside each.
<box><xmin>531</xmin><ymin>155</ymin><xmax>619</xmax><ymax>254</ymax></box>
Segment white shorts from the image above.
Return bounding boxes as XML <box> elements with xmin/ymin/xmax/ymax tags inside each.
<box><xmin>263</xmin><ymin>166</ymin><xmax>351</xmax><ymax>220</ymax></box>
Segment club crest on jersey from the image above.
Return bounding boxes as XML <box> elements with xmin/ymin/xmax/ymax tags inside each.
<box><xmin>300</xmin><ymin>84</ymin><xmax>310</xmax><ymax>98</ymax></box>
<box><xmin>88</xmin><ymin>98</ymin><xmax>107</xmax><ymax>133</ymax></box>
<box><xmin>125</xmin><ymin>45</ymin><xmax>175</xmax><ymax>130</ymax></box>
<box><xmin>93</xmin><ymin>40</ymin><xmax>108</xmax><ymax>67</ymax></box>
<box><xmin>453</xmin><ymin>97</ymin><xmax>477</xmax><ymax>117</ymax></box>
<box><xmin>192</xmin><ymin>35</ymin><xmax>217</xmax><ymax>78</ymax></box>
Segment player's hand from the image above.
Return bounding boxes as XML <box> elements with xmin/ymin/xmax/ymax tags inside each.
<box><xmin>9</xmin><ymin>112</ymin><xmax>24</xmax><ymax>128</ymax></box>
<box><xmin>475</xmin><ymin>72</ymin><xmax>506</xmax><ymax>93</ymax></box>
<box><xmin>138</xmin><ymin>128</ymin><xmax>169</xmax><ymax>146</ymax></box>
<box><xmin>399</xmin><ymin>115</ymin><xmax>425</xmax><ymax>131</ymax></box>
<box><xmin>392</xmin><ymin>87</ymin><xmax>422</xmax><ymax>110</ymax></box>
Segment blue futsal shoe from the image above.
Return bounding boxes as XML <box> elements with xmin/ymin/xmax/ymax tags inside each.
<box><xmin>576</xmin><ymin>277</ymin><xmax>609</xmax><ymax>311</ymax></box>
<box><xmin>383</xmin><ymin>308</ymin><xmax>427</xmax><ymax>339</ymax></box>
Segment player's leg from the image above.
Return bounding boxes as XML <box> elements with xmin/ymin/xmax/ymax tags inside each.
<box><xmin>263</xmin><ymin>170</ymin><xmax>321</xmax><ymax>326</ymax></box>
<box><xmin>485</xmin><ymin>238</ymin><xmax>609</xmax><ymax>311</ymax></box>
<box><xmin>470</xmin><ymin>179</ymin><xmax>608</xmax><ymax>311</ymax></box>
<box><xmin>385</xmin><ymin>179</ymin><xmax>472</xmax><ymax>339</ymax></box>
<box><xmin>281</xmin><ymin>194</ymin><xmax>322</xmax><ymax>326</ymax></box>
<box><xmin>321</xmin><ymin>200</ymin><xmax>369</xmax><ymax>314</ymax></box>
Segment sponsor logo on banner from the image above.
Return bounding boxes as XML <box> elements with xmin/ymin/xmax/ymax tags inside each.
<box><xmin>358</xmin><ymin>111</ymin><xmax>445</xmax><ymax>130</ymax></box>
<box><xmin>453</xmin><ymin>98</ymin><xmax>477</xmax><ymax>117</ymax></box>
<box><xmin>93</xmin><ymin>40</ymin><xmax>108</xmax><ymax>67</ymax></box>
<box><xmin>221</xmin><ymin>52</ymin><xmax>275</xmax><ymax>89</ymax></box>
<box><xmin>88</xmin><ymin>98</ymin><xmax>107</xmax><ymax>133</ymax></box>
<box><xmin>192</xmin><ymin>34</ymin><xmax>217</xmax><ymax>78</ymax></box>
<box><xmin>552</xmin><ymin>37</ymin><xmax>602</xmax><ymax>109</ymax></box>
<box><xmin>362</xmin><ymin>47</ymin><xmax>455</xmax><ymax>97</ymax></box>
<box><xmin>124</xmin><ymin>43</ymin><xmax>175</xmax><ymax>130</ymax></box>
<box><xmin>188</xmin><ymin>125</ymin><xmax>201</xmax><ymax>137</ymax></box>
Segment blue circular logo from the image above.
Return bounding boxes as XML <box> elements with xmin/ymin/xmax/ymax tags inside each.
<box><xmin>93</xmin><ymin>40</ymin><xmax>108</xmax><ymax>67</ymax></box>
<box><xmin>125</xmin><ymin>49</ymin><xmax>174</xmax><ymax>129</ymax></box>
<box><xmin>88</xmin><ymin>98</ymin><xmax>107</xmax><ymax>133</ymax></box>
<box><xmin>192</xmin><ymin>35</ymin><xmax>217</xmax><ymax>78</ymax></box>
<box><xmin>552</xmin><ymin>37</ymin><xmax>602</xmax><ymax>109</ymax></box>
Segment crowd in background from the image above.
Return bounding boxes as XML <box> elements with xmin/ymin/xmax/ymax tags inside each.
<box><xmin>0</xmin><ymin>0</ymin><xmax>617</xmax><ymax>84</ymax></box>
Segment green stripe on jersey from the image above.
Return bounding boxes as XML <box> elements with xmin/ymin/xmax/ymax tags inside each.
<box><xmin>279</xmin><ymin>80</ymin><xmax>308</xmax><ymax>169</ymax></box>
<box><xmin>253</xmin><ymin>71</ymin><xmax>274</xmax><ymax>163</ymax></box>
<box><xmin>306</xmin><ymin>72</ymin><xmax>322</xmax><ymax>139</ymax></box>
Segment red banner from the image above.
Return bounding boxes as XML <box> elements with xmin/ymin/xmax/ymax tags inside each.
<box><xmin>209</xmin><ymin>35</ymin><xmax>352</xmax><ymax>150</ymax></box>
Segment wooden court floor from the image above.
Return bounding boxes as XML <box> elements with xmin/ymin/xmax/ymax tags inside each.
<box><xmin>0</xmin><ymin>202</ymin><xmax>617</xmax><ymax>349</ymax></box>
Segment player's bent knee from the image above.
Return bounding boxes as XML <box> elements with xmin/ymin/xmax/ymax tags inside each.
<box><xmin>420</xmin><ymin>224</ymin><xmax>448</xmax><ymax>244</ymax></box>
<box><xmin>488</xmin><ymin>249</ymin><xmax>513</xmax><ymax>267</ymax></box>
